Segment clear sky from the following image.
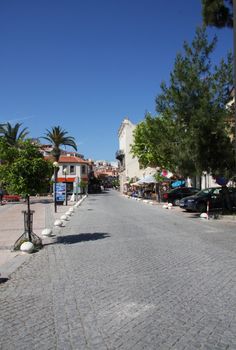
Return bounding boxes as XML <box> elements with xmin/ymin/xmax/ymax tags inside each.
<box><xmin>0</xmin><ymin>0</ymin><xmax>233</xmax><ymax>162</ymax></box>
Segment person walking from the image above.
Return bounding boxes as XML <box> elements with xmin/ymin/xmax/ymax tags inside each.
<box><xmin>0</xmin><ymin>189</ymin><xmax>3</xmax><ymax>205</ymax></box>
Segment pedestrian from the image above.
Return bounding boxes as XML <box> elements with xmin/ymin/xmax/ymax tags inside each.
<box><xmin>0</xmin><ymin>189</ymin><xmax>3</xmax><ymax>205</ymax></box>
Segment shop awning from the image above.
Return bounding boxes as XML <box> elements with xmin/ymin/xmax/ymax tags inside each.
<box><xmin>137</xmin><ymin>175</ymin><xmax>157</xmax><ymax>184</ymax></box>
<box><xmin>57</xmin><ymin>177</ymin><xmax>75</xmax><ymax>182</ymax></box>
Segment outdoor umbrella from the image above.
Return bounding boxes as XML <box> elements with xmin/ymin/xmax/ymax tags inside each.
<box><xmin>138</xmin><ymin>175</ymin><xmax>157</xmax><ymax>184</ymax></box>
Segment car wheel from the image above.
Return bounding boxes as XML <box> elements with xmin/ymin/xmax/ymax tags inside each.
<box><xmin>173</xmin><ymin>199</ymin><xmax>180</xmax><ymax>206</ymax></box>
<box><xmin>197</xmin><ymin>202</ymin><xmax>207</xmax><ymax>213</ymax></box>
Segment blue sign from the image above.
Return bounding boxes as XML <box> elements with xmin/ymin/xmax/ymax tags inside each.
<box><xmin>55</xmin><ymin>183</ymin><xmax>66</xmax><ymax>202</ymax></box>
<box><xmin>171</xmin><ymin>180</ymin><xmax>185</xmax><ymax>188</ymax></box>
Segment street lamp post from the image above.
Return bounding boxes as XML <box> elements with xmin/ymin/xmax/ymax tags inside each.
<box><xmin>53</xmin><ymin>161</ymin><xmax>59</xmax><ymax>213</ymax></box>
<box><xmin>63</xmin><ymin>168</ymin><xmax>68</xmax><ymax>206</ymax></box>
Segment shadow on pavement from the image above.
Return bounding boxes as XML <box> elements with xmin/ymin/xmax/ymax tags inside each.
<box><xmin>56</xmin><ymin>232</ymin><xmax>110</xmax><ymax>245</ymax></box>
<box><xmin>186</xmin><ymin>213</ymin><xmax>200</xmax><ymax>219</ymax></box>
<box><xmin>0</xmin><ymin>277</ymin><xmax>9</xmax><ymax>284</ymax></box>
<box><xmin>30</xmin><ymin>199</ymin><xmax>53</xmax><ymax>204</ymax></box>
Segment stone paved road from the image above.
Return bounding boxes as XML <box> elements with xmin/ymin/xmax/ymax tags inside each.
<box><xmin>1</xmin><ymin>190</ymin><xmax>236</xmax><ymax>350</ymax></box>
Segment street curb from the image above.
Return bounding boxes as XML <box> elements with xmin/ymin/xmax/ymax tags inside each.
<box><xmin>0</xmin><ymin>254</ymin><xmax>29</xmax><ymax>280</ymax></box>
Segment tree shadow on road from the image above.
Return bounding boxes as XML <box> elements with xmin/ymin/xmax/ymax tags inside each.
<box><xmin>56</xmin><ymin>232</ymin><xmax>110</xmax><ymax>245</ymax></box>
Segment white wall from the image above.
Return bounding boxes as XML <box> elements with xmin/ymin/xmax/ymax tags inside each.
<box><xmin>118</xmin><ymin>118</ymin><xmax>156</xmax><ymax>191</ymax></box>
<box><xmin>57</xmin><ymin>164</ymin><xmax>88</xmax><ymax>179</ymax></box>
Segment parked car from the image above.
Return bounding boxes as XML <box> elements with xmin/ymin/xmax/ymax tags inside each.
<box><xmin>162</xmin><ymin>187</ymin><xmax>200</xmax><ymax>205</ymax></box>
<box><xmin>179</xmin><ymin>187</ymin><xmax>236</xmax><ymax>212</ymax></box>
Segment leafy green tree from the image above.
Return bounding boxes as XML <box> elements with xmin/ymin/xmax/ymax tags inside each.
<box><xmin>202</xmin><ymin>0</ymin><xmax>236</xmax><ymax>176</ymax></box>
<box><xmin>0</xmin><ymin>122</ymin><xmax>29</xmax><ymax>146</ymax></box>
<box><xmin>202</xmin><ymin>0</ymin><xmax>233</xmax><ymax>28</ymax></box>
<box><xmin>42</xmin><ymin>126</ymin><xmax>77</xmax><ymax>161</ymax></box>
<box><xmin>132</xmin><ymin>27</ymin><xmax>234</xmax><ymax>178</ymax></box>
<box><xmin>131</xmin><ymin>112</ymin><xmax>177</xmax><ymax>172</ymax></box>
<box><xmin>0</xmin><ymin>141</ymin><xmax>53</xmax><ymax>196</ymax></box>
<box><xmin>155</xmin><ymin>26</ymin><xmax>234</xmax><ymax>177</ymax></box>
<box><xmin>0</xmin><ymin>136</ymin><xmax>19</xmax><ymax>165</ymax></box>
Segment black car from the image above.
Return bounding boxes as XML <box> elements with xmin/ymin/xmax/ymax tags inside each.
<box><xmin>179</xmin><ymin>187</ymin><xmax>236</xmax><ymax>212</ymax></box>
<box><xmin>162</xmin><ymin>187</ymin><xmax>200</xmax><ymax>205</ymax></box>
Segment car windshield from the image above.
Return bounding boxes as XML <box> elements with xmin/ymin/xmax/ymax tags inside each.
<box><xmin>195</xmin><ymin>188</ymin><xmax>212</xmax><ymax>196</ymax></box>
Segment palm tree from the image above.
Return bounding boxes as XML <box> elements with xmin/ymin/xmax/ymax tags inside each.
<box><xmin>0</xmin><ymin>122</ymin><xmax>29</xmax><ymax>146</ymax></box>
<box><xmin>42</xmin><ymin>126</ymin><xmax>77</xmax><ymax>161</ymax></box>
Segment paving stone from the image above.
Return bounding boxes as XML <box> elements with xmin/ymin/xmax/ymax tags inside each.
<box><xmin>1</xmin><ymin>190</ymin><xmax>236</xmax><ymax>349</ymax></box>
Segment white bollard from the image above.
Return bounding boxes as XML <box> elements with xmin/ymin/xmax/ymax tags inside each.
<box><xmin>20</xmin><ymin>241</ymin><xmax>34</xmax><ymax>253</ymax></box>
<box><xmin>42</xmin><ymin>228</ymin><xmax>53</xmax><ymax>237</ymax></box>
<box><xmin>200</xmin><ymin>213</ymin><xmax>208</xmax><ymax>220</ymax></box>
<box><xmin>54</xmin><ymin>219</ymin><xmax>63</xmax><ymax>227</ymax></box>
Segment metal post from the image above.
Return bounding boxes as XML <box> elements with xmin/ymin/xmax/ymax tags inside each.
<box><xmin>64</xmin><ymin>171</ymin><xmax>68</xmax><ymax>206</ymax></box>
<box><xmin>54</xmin><ymin>167</ymin><xmax>57</xmax><ymax>213</ymax></box>
<box><xmin>53</xmin><ymin>161</ymin><xmax>59</xmax><ymax>213</ymax></box>
<box><xmin>26</xmin><ymin>194</ymin><xmax>31</xmax><ymax>241</ymax></box>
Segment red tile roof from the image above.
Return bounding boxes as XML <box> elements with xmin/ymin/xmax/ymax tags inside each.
<box><xmin>45</xmin><ymin>155</ymin><xmax>89</xmax><ymax>164</ymax></box>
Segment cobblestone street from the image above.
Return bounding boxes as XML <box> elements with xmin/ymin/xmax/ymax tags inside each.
<box><xmin>1</xmin><ymin>190</ymin><xmax>236</xmax><ymax>350</ymax></box>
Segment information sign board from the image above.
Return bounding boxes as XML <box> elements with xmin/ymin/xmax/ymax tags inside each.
<box><xmin>55</xmin><ymin>183</ymin><xmax>66</xmax><ymax>202</ymax></box>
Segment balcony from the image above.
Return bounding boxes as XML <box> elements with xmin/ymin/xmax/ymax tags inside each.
<box><xmin>115</xmin><ymin>150</ymin><xmax>125</xmax><ymax>161</ymax></box>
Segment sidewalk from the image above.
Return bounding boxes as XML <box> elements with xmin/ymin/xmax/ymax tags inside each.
<box><xmin>123</xmin><ymin>194</ymin><xmax>236</xmax><ymax>222</ymax></box>
<box><xmin>0</xmin><ymin>197</ymin><xmax>77</xmax><ymax>277</ymax></box>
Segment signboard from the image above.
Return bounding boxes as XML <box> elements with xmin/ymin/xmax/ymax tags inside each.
<box><xmin>55</xmin><ymin>183</ymin><xmax>66</xmax><ymax>202</ymax></box>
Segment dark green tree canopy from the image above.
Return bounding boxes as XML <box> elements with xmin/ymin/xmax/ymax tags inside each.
<box><xmin>0</xmin><ymin>140</ymin><xmax>53</xmax><ymax>195</ymax></box>
<box><xmin>132</xmin><ymin>27</ymin><xmax>234</xmax><ymax>178</ymax></box>
<box><xmin>202</xmin><ymin>0</ymin><xmax>233</xmax><ymax>28</ymax></box>
<box><xmin>156</xmin><ymin>27</ymin><xmax>234</xmax><ymax>177</ymax></box>
<box><xmin>42</xmin><ymin>126</ymin><xmax>77</xmax><ymax>161</ymax></box>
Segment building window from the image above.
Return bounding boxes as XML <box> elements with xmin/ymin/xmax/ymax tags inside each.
<box><xmin>81</xmin><ymin>165</ymin><xmax>86</xmax><ymax>175</ymax></box>
<box><xmin>70</xmin><ymin>165</ymin><xmax>75</xmax><ymax>174</ymax></box>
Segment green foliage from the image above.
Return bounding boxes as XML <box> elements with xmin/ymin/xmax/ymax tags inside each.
<box><xmin>202</xmin><ymin>0</ymin><xmax>233</xmax><ymax>28</ymax></box>
<box><xmin>131</xmin><ymin>112</ymin><xmax>177</xmax><ymax>171</ymax></box>
<box><xmin>79</xmin><ymin>180</ymin><xmax>87</xmax><ymax>189</ymax></box>
<box><xmin>153</xmin><ymin>172</ymin><xmax>165</xmax><ymax>183</ymax></box>
<box><xmin>111</xmin><ymin>178</ymin><xmax>120</xmax><ymax>187</ymax></box>
<box><xmin>132</xmin><ymin>27</ymin><xmax>234</xmax><ymax>178</ymax></box>
<box><xmin>0</xmin><ymin>137</ymin><xmax>19</xmax><ymax>164</ymax></box>
<box><xmin>0</xmin><ymin>141</ymin><xmax>53</xmax><ymax>195</ymax></box>
<box><xmin>156</xmin><ymin>27</ymin><xmax>234</xmax><ymax>177</ymax></box>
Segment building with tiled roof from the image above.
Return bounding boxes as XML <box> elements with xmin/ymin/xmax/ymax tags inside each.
<box><xmin>45</xmin><ymin>153</ymin><xmax>90</xmax><ymax>194</ymax></box>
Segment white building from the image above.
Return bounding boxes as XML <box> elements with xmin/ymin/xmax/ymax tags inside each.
<box><xmin>116</xmin><ymin>118</ymin><xmax>156</xmax><ymax>193</ymax></box>
<box><xmin>45</xmin><ymin>154</ymin><xmax>89</xmax><ymax>194</ymax></box>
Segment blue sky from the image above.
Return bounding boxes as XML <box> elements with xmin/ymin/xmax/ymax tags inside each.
<box><xmin>0</xmin><ymin>0</ymin><xmax>233</xmax><ymax>161</ymax></box>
